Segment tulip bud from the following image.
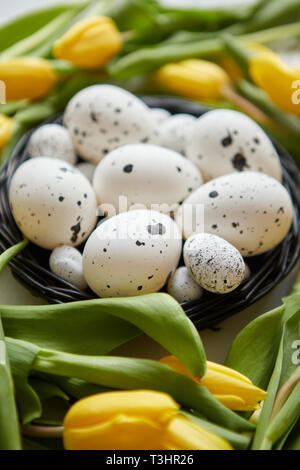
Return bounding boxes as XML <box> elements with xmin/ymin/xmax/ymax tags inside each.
<box><xmin>53</xmin><ymin>16</ymin><xmax>123</xmax><ymax>69</ymax></box>
<box><xmin>0</xmin><ymin>58</ymin><xmax>57</xmax><ymax>101</ymax></box>
<box><xmin>0</xmin><ymin>114</ymin><xmax>14</xmax><ymax>152</ymax></box>
<box><xmin>63</xmin><ymin>390</ymin><xmax>232</xmax><ymax>450</ymax></box>
<box><xmin>160</xmin><ymin>356</ymin><xmax>267</xmax><ymax>411</ymax></box>
<box><xmin>152</xmin><ymin>59</ymin><xmax>230</xmax><ymax>101</ymax></box>
<box><xmin>249</xmin><ymin>52</ymin><xmax>300</xmax><ymax>117</ymax></box>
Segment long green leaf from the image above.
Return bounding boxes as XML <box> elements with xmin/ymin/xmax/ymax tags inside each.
<box><xmin>0</xmin><ymin>322</ymin><xmax>21</xmax><ymax>449</ymax></box>
<box><xmin>1</xmin><ymin>293</ymin><xmax>206</xmax><ymax>377</ymax></box>
<box><xmin>0</xmin><ymin>239</ymin><xmax>28</xmax><ymax>275</ymax></box>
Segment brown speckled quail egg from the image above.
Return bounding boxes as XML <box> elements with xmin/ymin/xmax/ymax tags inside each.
<box><xmin>178</xmin><ymin>171</ymin><xmax>293</xmax><ymax>257</ymax></box>
<box><xmin>186</xmin><ymin>109</ymin><xmax>282</xmax><ymax>181</ymax></box>
<box><xmin>76</xmin><ymin>162</ymin><xmax>96</xmax><ymax>183</ymax></box>
<box><xmin>92</xmin><ymin>144</ymin><xmax>203</xmax><ymax>213</ymax></box>
<box><xmin>158</xmin><ymin>114</ymin><xmax>197</xmax><ymax>155</ymax></box>
<box><xmin>28</xmin><ymin>124</ymin><xmax>76</xmax><ymax>164</ymax></box>
<box><xmin>49</xmin><ymin>245</ymin><xmax>87</xmax><ymax>290</ymax></box>
<box><xmin>184</xmin><ymin>233</ymin><xmax>245</xmax><ymax>294</ymax></box>
<box><xmin>64</xmin><ymin>85</ymin><xmax>155</xmax><ymax>164</ymax></box>
<box><xmin>9</xmin><ymin>157</ymin><xmax>97</xmax><ymax>250</ymax></box>
<box><xmin>167</xmin><ymin>266</ymin><xmax>203</xmax><ymax>303</ymax></box>
<box><xmin>83</xmin><ymin>209</ymin><xmax>182</xmax><ymax>298</ymax></box>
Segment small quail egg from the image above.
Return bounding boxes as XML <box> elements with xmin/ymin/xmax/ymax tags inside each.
<box><xmin>9</xmin><ymin>157</ymin><xmax>97</xmax><ymax>250</ymax></box>
<box><xmin>184</xmin><ymin>233</ymin><xmax>245</xmax><ymax>294</ymax></box>
<box><xmin>28</xmin><ymin>124</ymin><xmax>76</xmax><ymax>164</ymax></box>
<box><xmin>50</xmin><ymin>246</ymin><xmax>87</xmax><ymax>290</ymax></box>
<box><xmin>167</xmin><ymin>266</ymin><xmax>203</xmax><ymax>303</ymax></box>
<box><xmin>150</xmin><ymin>108</ymin><xmax>171</xmax><ymax>125</ymax></box>
<box><xmin>83</xmin><ymin>209</ymin><xmax>182</xmax><ymax>298</ymax></box>
<box><xmin>158</xmin><ymin>114</ymin><xmax>197</xmax><ymax>155</ymax></box>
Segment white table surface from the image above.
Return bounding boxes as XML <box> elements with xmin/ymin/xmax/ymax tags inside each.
<box><xmin>0</xmin><ymin>0</ymin><xmax>297</xmax><ymax>363</ymax></box>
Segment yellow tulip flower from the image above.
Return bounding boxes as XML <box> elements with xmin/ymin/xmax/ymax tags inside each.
<box><xmin>0</xmin><ymin>57</ymin><xmax>57</xmax><ymax>101</ymax></box>
<box><xmin>53</xmin><ymin>16</ymin><xmax>122</xmax><ymax>69</ymax></box>
<box><xmin>152</xmin><ymin>59</ymin><xmax>230</xmax><ymax>101</ymax></box>
<box><xmin>0</xmin><ymin>114</ymin><xmax>14</xmax><ymax>152</ymax></box>
<box><xmin>249</xmin><ymin>52</ymin><xmax>300</xmax><ymax>117</ymax></box>
<box><xmin>63</xmin><ymin>390</ymin><xmax>232</xmax><ymax>450</ymax></box>
<box><xmin>221</xmin><ymin>42</ymin><xmax>273</xmax><ymax>82</ymax></box>
<box><xmin>160</xmin><ymin>356</ymin><xmax>267</xmax><ymax>412</ymax></box>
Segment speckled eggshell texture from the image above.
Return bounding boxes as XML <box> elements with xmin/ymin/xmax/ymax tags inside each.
<box><xmin>9</xmin><ymin>157</ymin><xmax>97</xmax><ymax>250</ymax></box>
<box><xmin>28</xmin><ymin>124</ymin><xmax>76</xmax><ymax>164</ymax></box>
<box><xmin>178</xmin><ymin>171</ymin><xmax>293</xmax><ymax>257</ymax></box>
<box><xmin>167</xmin><ymin>266</ymin><xmax>203</xmax><ymax>303</ymax></box>
<box><xmin>184</xmin><ymin>233</ymin><xmax>245</xmax><ymax>294</ymax></box>
<box><xmin>158</xmin><ymin>114</ymin><xmax>197</xmax><ymax>155</ymax></box>
<box><xmin>186</xmin><ymin>109</ymin><xmax>282</xmax><ymax>181</ymax></box>
<box><xmin>93</xmin><ymin>144</ymin><xmax>203</xmax><ymax>213</ymax></box>
<box><xmin>64</xmin><ymin>85</ymin><xmax>156</xmax><ymax>164</ymax></box>
<box><xmin>49</xmin><ymin>245</ymin><xmax>87</xmax><ymax>290</ymax></box>
<box><xmin>83</xmin><ymin>210</ymin><xmax>182</xmax><ymax>298</ymax></box>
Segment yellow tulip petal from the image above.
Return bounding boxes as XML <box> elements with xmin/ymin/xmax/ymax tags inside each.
<box><xmin>64</xmin><ymin>390</ymin><xmax>179</xmax><ymax>429</ymax></box>
<box><xmin>53</xmin><ymin>16</ymin><xmax>122</xmax><ymax>68</ymax></box>
<box><xmin>152</xmin><ymin>59</ymin><xmax>229</xmax><ymax>101</ymax></box>
<box><xmin>0</xmin><ymin>58</ymin><xmax>56</xmax><ymax>101</ymax></box>
<box><xmin>159</xmin><ymin>356</ymin><xmax>267</xmax><ymax>411</ymax></box>
<box><xmin>164</xmin><ymin>415</ymin><xmax>233</xmax><ymax>451</ymax></box>
<box><xmin>0</xmin><ymin>114</ymin><xmax>14</xmax><ymax>151</ymax></box>
<box><xmin>249</xmin><ymin>53</ymin><xmax>300</xmax><ymax>116</ymax></box>
<box><xmin>64</xmin><ymin>414</ymin><xmax>164</xmax><ymax>450</ymax></box>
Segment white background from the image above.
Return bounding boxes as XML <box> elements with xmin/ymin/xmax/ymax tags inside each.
<box><xmin>0</xmin><ymin>0</ymin><xmax>297</xmax><ymax>362</ymax></box>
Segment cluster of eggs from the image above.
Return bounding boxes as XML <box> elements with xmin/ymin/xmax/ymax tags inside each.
<box><xmin>9</xmin><ymin>85</ymin><xmax>293</xmax><ymax>303</ymax></box>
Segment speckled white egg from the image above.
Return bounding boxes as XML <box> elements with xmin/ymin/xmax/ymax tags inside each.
<box><xmin>184</xmin><ymin>233</ymin><xmax>245</xmax><ymax>294</ymax></box>
<box><xmin>76</xmin><ymin>162</ymin><xmax>96</xmax><ymax>183</ymax></box>
<box><xmin>150</xmin><ymin>108</ymin><xmax>171</xmax><ymax>125</ymax></box>
<box><xmin>28</xmin><ymin>124</ymin><xmax>76</xmax><ymax>164</ymax></box>
<box><xmin>178</xmin><ymin>171</ymin><xmax>293</xmax><ymax>257</ymax></box>
<box><xmin>158</xmin><ymin>114</ymin><xmax>197</xmax><ymax>155</ymax></box>
<box><xmin>64</xmin><ymin>85</ymin><xmax>156</xmax><ymax>164</ymax></box>
<box><xmin>167</xmin><ymin>266</ymin><xmax>203</xmax><ymax>303</ymax></box>
<box><xmin>186</xmin><ymin>109</ymin><xmax>282</xmax><ymax>181</ymax></box>
<box><xmin>49</xmin><ymin>245</ymin><xmax>87</xmax><ymax>290</ymax></box>
<box><xmin>83</xmin><ymin>210</ymin><xmax>182</xmax><ymax>298</ymax></box>
<box><xmin>9</xmin><ymin>157</ymin><xmax>97</xmax><ymax>250</ymax></box>
<box><xmin>93</xmin><ymin>144</ymin><xmax>203</xmax><ymax>213</ymax></box>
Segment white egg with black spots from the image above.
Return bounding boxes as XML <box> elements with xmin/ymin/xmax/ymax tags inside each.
<box><xmin>159</xmin><ymin>114</ymin><xmax>197</xmax><ymax>155</ymax></box>
<box><xmin>9</xmin><ymin>157</ymin><xmax>97</xmax><ymax>250</ymax></box>
<box><xmin>167</xmin><ymin>266</ymin><xmax>203</xmax><ymax>303</ymax></box>
<box><xmin>28</xmin><ymin>124</ymin><xmax>76</xmax><ymax>164</ymax></box>
<box><xmin>178</xmin><ymin>172</ymin><xmax>293</xmax><ymax>257</ymax></box>
<box><xmin>76</xmin><ymin>162</ymin><xmax>96</xmax><ymax>183</ymax></box>
<box><xmin>184</xmin><ymin>233</ymin><xmax>245</xmax><ymax>294</ymax></box>
<box><xmin>93</xmin><ymin>144</ymin><xmax>203</xmax><ymax>213</ymax></box>
<box><xmin>186</xmin><ymin>109</ymin><xmax>282</xmax><ymax>181</ymax></box>
<box><xmin>150</xmin><ymin>108</ymin><xmax>171</xmax><ymax>125</ymax></box>
<box><xmin>50</xmin><ymin>246</ymin><xmax>87</xmax><ymax>290</ymax></box>
<box><xmin>83</xmin><ymin>210</ymin><xmax>182</xmax><ymax>298</ymax></box>
<box><xmin>64</xmin><ymin>85</ymin><xmax>155</xmax><ymax>164</ymax></box>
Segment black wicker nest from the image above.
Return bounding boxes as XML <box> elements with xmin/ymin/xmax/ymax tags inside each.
<box><xmin>0</xmin><ymin>96</ymin><xmax>300</xmax><ymax>329</ymax></box>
